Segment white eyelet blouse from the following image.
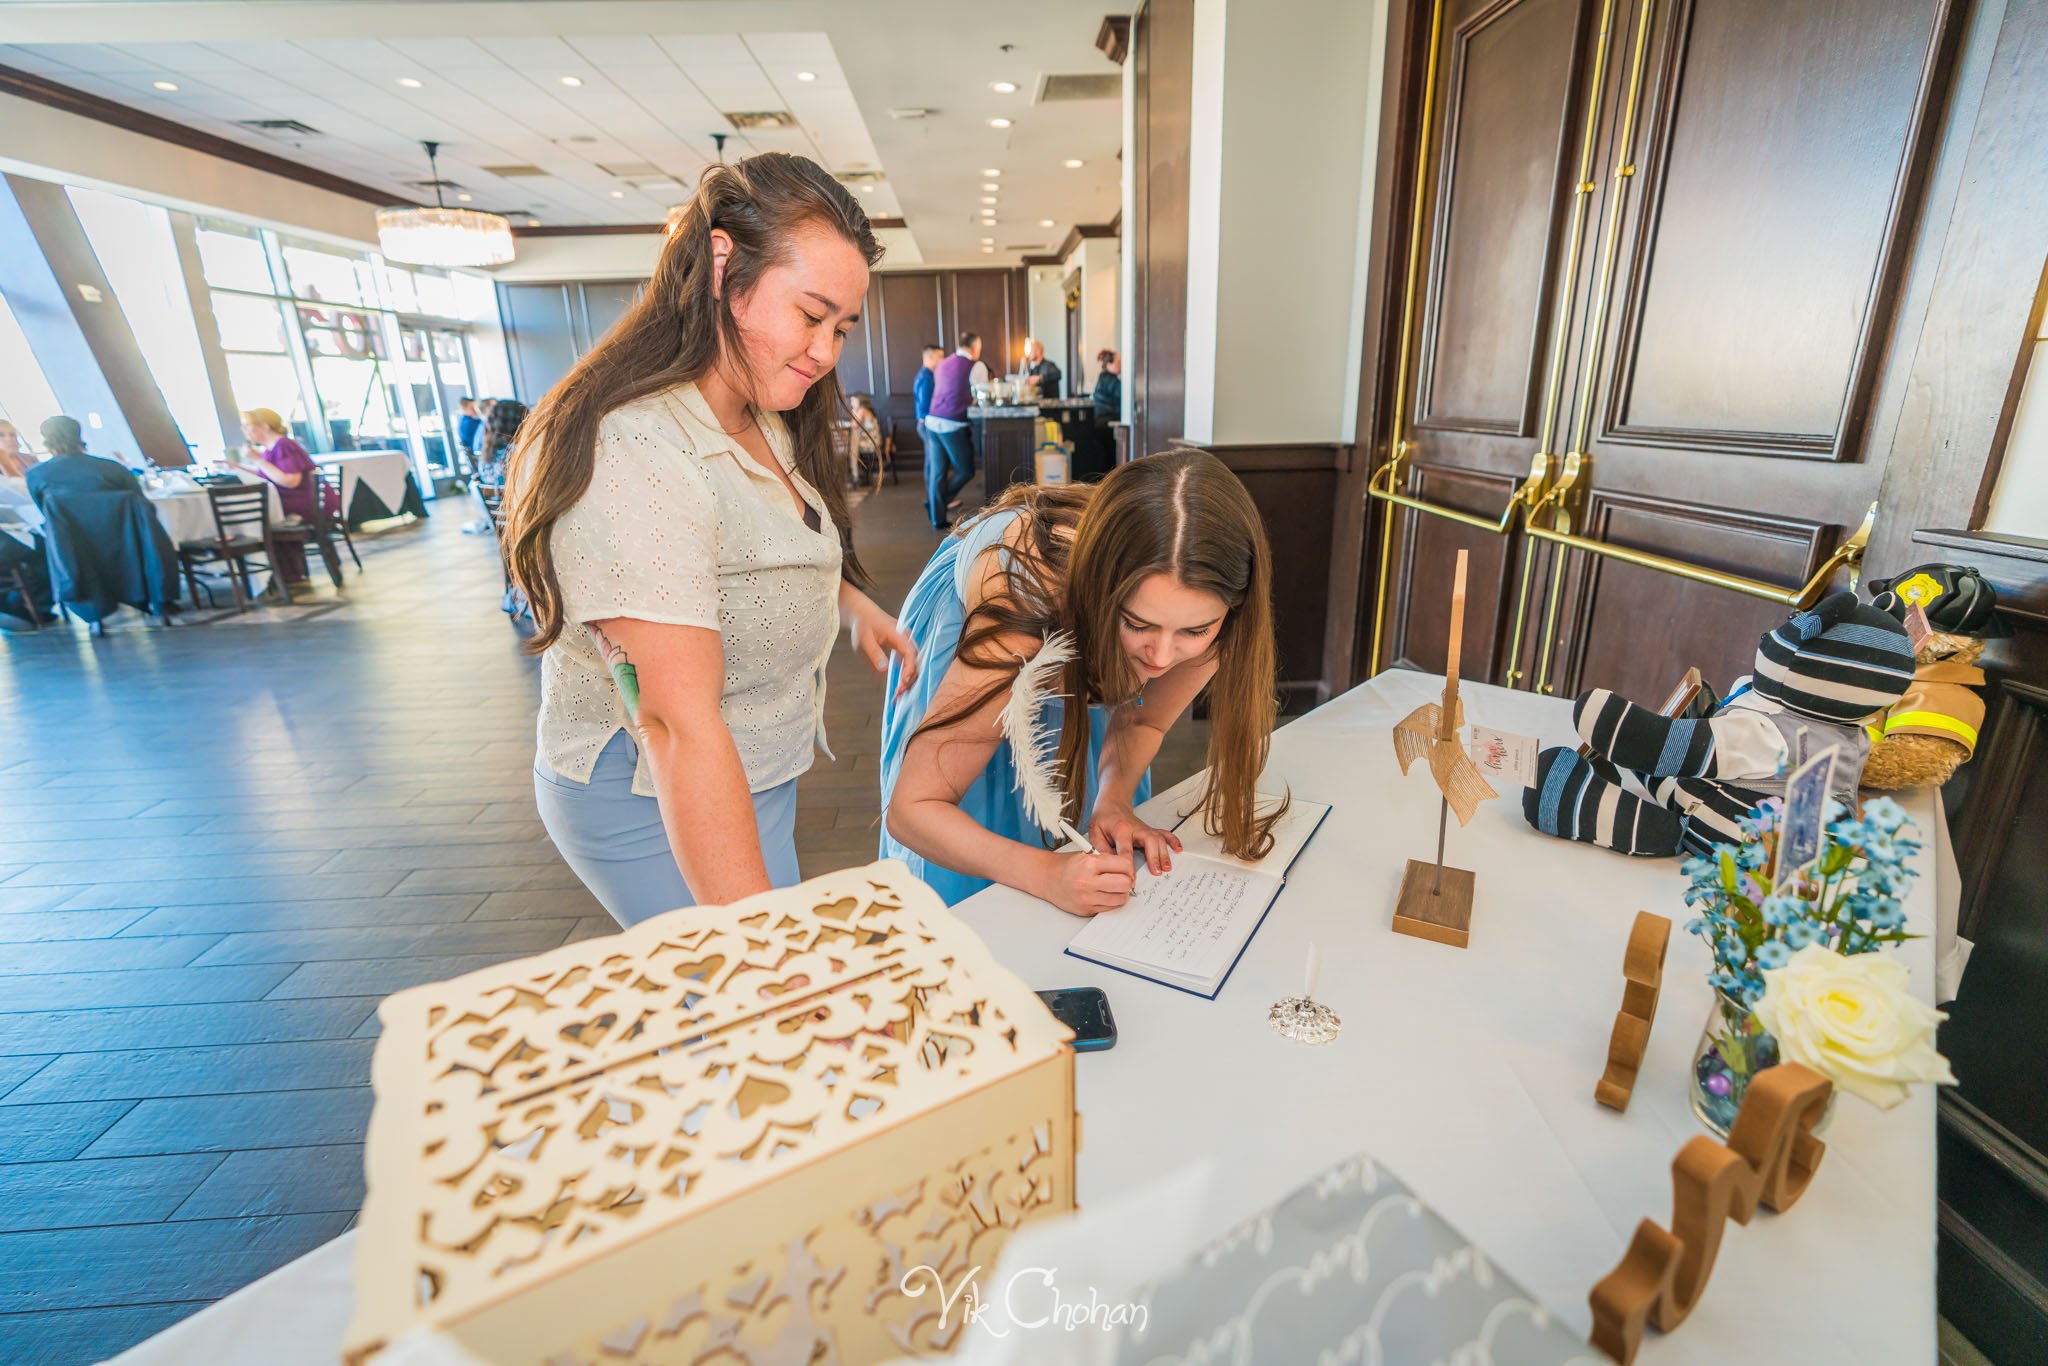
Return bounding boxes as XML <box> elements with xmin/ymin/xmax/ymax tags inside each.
<box><xmin>537</xmin><ymin>381</ymin><xmax>843</xmax><ymax>796</ymax></box>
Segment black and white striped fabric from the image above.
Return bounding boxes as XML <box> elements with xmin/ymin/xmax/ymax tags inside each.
<box><xmin>1751</xmin><ymin>592</ymin><xmax>1913</xmax><ymax>723</ymax></box>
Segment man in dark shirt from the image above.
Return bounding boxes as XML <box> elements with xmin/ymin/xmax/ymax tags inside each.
<box><xmin>1093</xmin><ymin>349</ymin><xmax>1123</xmax><ymax>420</ymax></box>
<box><xmin>1020</xmin><ymin>337</ymin><xmax>1062</xmax><ymax>400</ymax></box>
<box><xmin>25</xmin><ymin>416</ymin><xmax>142</xmax><ymax>508</ymax></box>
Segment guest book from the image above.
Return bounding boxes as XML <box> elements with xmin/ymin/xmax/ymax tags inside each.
<box><xmin>1064</xmin><ymin>795</ymin><xmax>1330</xmax><ymax>998</ymax></box>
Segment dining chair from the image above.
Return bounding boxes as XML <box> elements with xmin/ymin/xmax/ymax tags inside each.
<box><xmin>272</xmin><ymin>467</ymin><xmax>353</xmax><ymax>590</ymax></box>
<box><xmin>177</xmin><ymin>483</ymin><xmax>289</xmax><ymax>612</ymax></box>
<box><xmin>2</xmin><ymin>562</ymin><xmax>42</xmax><ymax>629</ymax></box>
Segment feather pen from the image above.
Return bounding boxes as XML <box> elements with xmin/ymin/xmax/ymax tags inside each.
<box><xmin>1000</xmin><ymin>630</ymin><xmax>1097</xmax><ymax>852</ymax></box>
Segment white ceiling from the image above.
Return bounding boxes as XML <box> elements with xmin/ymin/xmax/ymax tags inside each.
<box><xmin>0</xmin><ymin>1</ymin><xmax>1126</xmax><ymax>268</ymax></box>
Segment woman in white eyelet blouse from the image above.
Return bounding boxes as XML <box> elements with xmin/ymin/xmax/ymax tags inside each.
<box><xmin>504</xmin><ymin>153</ymin><xmax>917</xmax><ymax>926</ymax></box>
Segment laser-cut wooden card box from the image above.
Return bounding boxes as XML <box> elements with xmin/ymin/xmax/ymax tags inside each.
<box><xmin>344</xmin><ymin>860</ymin><xmax>1077</xmax><ymax>1365</ymax></box>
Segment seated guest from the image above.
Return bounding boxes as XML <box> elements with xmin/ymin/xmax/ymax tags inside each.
<box><xmin>880</xmin><ymin>449</ymin><xmax>1284</xmax><ymax>912</ymax></box>
<box><xmin>0</xmin><ymin>419</ymin><xmax>53</xmax><ymax>623</ymax></box>
<box><xmin>1093</xmin><ymin>349</ymin><xmax>1122</xmax><ymax>421</ymax></box>
<box><xmin>848</xmin><ymin>392</ymin><xmax>884</xmax><ymax>482</ymax></box>
<box><xmin>0</xmin><ymin>418</ymin><xmax>33</xmax><ymax>478</ymax></box>
<box><xmin>1019</xmin><ymin>337</ymin><xmax>1062</xmax><ymax>399</ymax></box>
<box><xmin>230</xmin><ymin>407</ymin><xmax>324</xmax><ymax>583</ymax></box>
<box><xmin>475</xmin><ymin>399</ymin><xmax>528</xmax><ymax>487</ymax></box>
<box><xmin>25</xmin><ymin>416</ymin><xmax>140</xmax><ymax>506</ymax></box>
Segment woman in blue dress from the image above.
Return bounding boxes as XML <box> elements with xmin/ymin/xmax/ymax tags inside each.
<box><xmin>880</xmin><ymin>448</ymin><xmax>1287</xmax><ymax>914</ymax></box>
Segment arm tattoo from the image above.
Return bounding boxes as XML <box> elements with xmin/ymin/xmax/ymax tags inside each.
<box><xmin>590</xmin><ymin>625</ymin><xmax>642</xmax><ymax>721</ymax></box>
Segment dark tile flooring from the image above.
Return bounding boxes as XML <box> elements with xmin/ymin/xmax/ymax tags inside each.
<box><xmin>0</xmin><ymin>468</ymin><xmax>1207</xmax><ymax>1364</ymax></box>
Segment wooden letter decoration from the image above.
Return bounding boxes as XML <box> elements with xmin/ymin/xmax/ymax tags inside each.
<box><xmin>345</xmin><ymin>860</ymin><xmax>1077</xmax><ymax>1365</ymax></box>
<box><xmin>1392</xmin><ymin>549</ymin><xmax>1496</xmax><ymax>948</ymax></box>
<box><xmin>1588</xmin><ymin>1063</ymin><xmax>1834</xmax><ymax>1364</ymax></box>
<box><xmin>1594</xmin><ymin>912</ymin><xmax>1671</xmax><ymax>1112</ymax></box>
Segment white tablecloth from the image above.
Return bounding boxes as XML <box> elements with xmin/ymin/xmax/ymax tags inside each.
<box><xmin>147</xmin><ymin>480</ymin><xmax>279</xmax><ymax>546</ymax></box>
<box><xmin>323</xmin><ymin>450</ymin><xmax>413</xmax><ymax>520</ymax></box>
<box><xmin>112</xmin><ymin>672</ymin><xmax>1937</xmax><ymax>1365</ymax></box>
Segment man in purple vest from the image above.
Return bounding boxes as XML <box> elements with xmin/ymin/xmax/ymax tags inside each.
<box><xmin>922</xmin><ymin>331</ymin><xmax>981</xmax><ymax>530</ymax></box>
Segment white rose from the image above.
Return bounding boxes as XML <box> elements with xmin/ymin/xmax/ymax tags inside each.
<box><xmin>1754</xmin><ymin>944</ymin><xmax>1956</xmax><ymax>1110</ymax></box>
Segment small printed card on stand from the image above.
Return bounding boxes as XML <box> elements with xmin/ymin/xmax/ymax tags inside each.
<box><xmin>1468</xmin><ymin>725</ymin><xmax>1539</xmax><ymax>789</ymax></box>
<box><xmin>1773</xmin><ymin>746</ymin><xmax>1839</xmax><ymax>889</ymax></box>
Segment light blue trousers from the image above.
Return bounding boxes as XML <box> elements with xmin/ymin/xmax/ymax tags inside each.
<box><xmin>534</xmin><ymin>730</ymin><xmax>801</xmax><ymax>927</ymax></box>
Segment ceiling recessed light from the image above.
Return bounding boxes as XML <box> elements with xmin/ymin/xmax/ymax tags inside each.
<box><xmin>982</xmin><ymin>245</ymin><xmax>996</xmax><ymax>253</ymax></box>
<box><xmin>981</xmin><ymin>182</ymin><xmax>1000</xmax><ymax>192</ymax></box>
<box><xmin>988</xmin><ymin>117</ymin><xmax>1012</xmax><ymax>129</ymax></box>
<box><xmin>860</xmin><ymin>184</ymin><xmax>874</xmax><ymax>194</ymax></box>
<box><xmin>560</xmin><ymin>75</ymin><xmax>583</xmax><ymax>87</ymax></box>
<box><xmin>990</xmin><ymin>81</ymin><xmax>1018</xmax><ymax>94</ymax></box>
<box><xmin>609</xmin><ymin>190</ymin><xmax>624</xmax><ymax>198</ymax></box>
<box><xmin>981</xmin><ymin>237</ymin><xmax>995</xmax><ymax>245</ymax></box>
<box><xmin>1064</xmin><ymin>158</ymin><xmax>1084</xmax><ymax>168</ymax></box>
<box><xmin>527</xmin><ymin>218</ymin><xmax>541</xmax><ymax>226</ymax></box>
<box><xmin>1039</xmin><ymin>219</ymin><xmax>1054</xmax><ymax>228</ymax></box>
<box><xmin>152</xmin><ymin>80</ymin><xmax>179</xmax><ymax>92</ymax></box>
<box><xmin>982</xmin><ymin>168</ymin><xmax>1002</xmax><ymax>177</ymax></box>
<box><xmin>457</xmin><ymin>193</ymin><xmax>473</xmax><ymax>202</ymax></box>
<box><xmin>397</xmin><ymin>77</ymin><xmax>422</xmax><ymax>89</ymax></box>
<box><xmin>980</xmin><ymin>196</ymin><xmax>997</xmax><ymax>205</ymax></box>
<box><xmin>796</xmin><ymin>70</ymin><xmax>816</xmax><ymax>82</ymax></box>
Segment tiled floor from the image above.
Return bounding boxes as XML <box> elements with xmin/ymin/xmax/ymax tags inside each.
<box><xmin>0</xmin><ymin>467</ymin><xmax>1207</xmax><ymax>1364</ymax></box>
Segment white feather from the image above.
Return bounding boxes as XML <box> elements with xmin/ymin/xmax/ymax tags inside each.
<box><xmin>1001</xmin><ymin>630</ymin><xmax>1078</xmax><ymax>833</ymax></box>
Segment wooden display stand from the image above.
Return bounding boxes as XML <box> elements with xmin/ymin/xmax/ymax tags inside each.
<box><xmin>1595</xmin><ymin>912</ymin><xmax>1672</xmax><ymax>1112</ymax></box>
<box><xmin>1391</xmin><ymin>549</ymin><xmax>1496</xmax><ymax>948</ymax></box>
<box><xmin>345</xmin><ymin>860</ymin><xmax>1077</xmax><ymax>1365</ymax></box>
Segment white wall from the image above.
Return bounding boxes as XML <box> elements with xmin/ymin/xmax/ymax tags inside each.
<box><xmin>0</xmin><ymin>92</ymin><xmax>380</xmax><ymax>246</ymax></box>
<box><xmin>1179</xmin><ymin>0</ymin><xmax>1389</xmax><ymax>446</ymax></box>
<box><xmin>488</xmin><ymin>233</ymin><xmax>664</xmax><ymax>283</ymax></box>
<box><xmin>1984</xmin><ymin>336</ymin><xmax>2048</xmax><ymax>537</ymax></box>
<box><xmin>1077</xmin><ymin>235</ymin><xmax>1121</xmax><ymax>391</ymax></box>
<box><xmin>1027</xmin><ymin>265</ymin><xmax>1067</xmax><ymax>363</ymax></box>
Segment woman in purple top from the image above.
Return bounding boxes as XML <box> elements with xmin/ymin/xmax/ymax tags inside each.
<box><xmin>235</xmin><ymin>407</ymin><xmax>326</xmax><ymax>581</ymax></box>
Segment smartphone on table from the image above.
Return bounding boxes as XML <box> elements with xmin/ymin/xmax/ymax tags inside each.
<box><xmin>1036</xmin><ymin>987</ymin><xmax>1117</xmax><ymax>1052</ymax></box>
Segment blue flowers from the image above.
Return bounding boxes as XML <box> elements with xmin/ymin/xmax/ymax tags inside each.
<box><xmin>1680</xmin><ymin>794</ymin><xmax>1921</xmax><ymax>1009</ymax></box>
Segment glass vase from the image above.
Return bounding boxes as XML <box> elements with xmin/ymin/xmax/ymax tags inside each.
<box><xmin>1689</xmin><ymin>989</ymin><xmax>1782</xmax><ymax>1138</ymax></box>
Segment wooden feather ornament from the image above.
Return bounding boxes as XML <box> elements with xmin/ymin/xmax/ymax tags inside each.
<box><xmin>1001</xmin><ymin>631</ymin><xmax>1095</xmax><ymax>849</ymax></box>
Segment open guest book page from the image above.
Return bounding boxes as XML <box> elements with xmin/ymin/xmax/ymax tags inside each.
<box><xmin>1064</xmin><ymin>795</ymin><xmax>1332</xmax><ymax>998</ymax></box>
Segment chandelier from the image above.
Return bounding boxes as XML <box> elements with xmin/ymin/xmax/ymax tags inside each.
<box><xmin>376</xmin><ymin>140</ymin><xmax>515</xmax><ymax>268</ymax></box>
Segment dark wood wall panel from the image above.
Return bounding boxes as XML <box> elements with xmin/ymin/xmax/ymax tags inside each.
<box><xmin>1134</xmin><ymin>0</ymin><xmax>1193</xmax><ymax>458</ymax></box>
<box><xmin>1914</xmin><ymin>529</ymin><xmax>2048</xmax><ymax>1363</ymax></box>
<box><xmin>1555</xmin><ymin>493</ymin><xmax>1827</xmax><ymax>698</ymax></box>
<box><xmin>1603</xmin><ymin>0</ymin><xmax>1953</xmax><ymax>455</ymax></box>
<box><xmin>877</xmin><ymin>272</ymin><xmax>942</xmax><ymax>397</ymax></box>
<box><xmin>499</xmin><ymin>283</ymin><xmax>581</xmax><ymax>404</ymax></box>
<box><xmin>1418</xmin><ymin>0</ymin><xmax>1581</xmax><ymax>433</ymax></box>
<box><xmin>951</xmin><ymin>271</ymin><xmax>1018</xmax><ymax>376</ymax></box>
<box><xmin>1391</xmin><ymin>464</ymin><xmax>1519</xmax><ymax>680</ymax></box>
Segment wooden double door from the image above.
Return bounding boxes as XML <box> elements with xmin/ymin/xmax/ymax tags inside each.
<box><xmin>1378</xmin><ymin>0</ymin><xmax>1963</xmax><ymax>700</ymax></box>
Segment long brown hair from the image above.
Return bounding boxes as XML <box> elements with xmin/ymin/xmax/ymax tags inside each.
<box><xmin>918</xmin><ymin>449</ymin><xmax>1285</xmax><ymax>860</ymax></box>
<box><xmin>503</xmin><ymin>152</ymin><xmax>882</xmax><ymax>652</ymax></box>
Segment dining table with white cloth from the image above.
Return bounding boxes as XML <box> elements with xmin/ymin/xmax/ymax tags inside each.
<box><xmin>146</xmin><ymin>450</ymin><xmax>420</xmax><ymax>546</ymax></box>
<box><xmin>109</xmin><ymin>670</ymin><xmax>1940</xmax><ymax>1365</ymax></box>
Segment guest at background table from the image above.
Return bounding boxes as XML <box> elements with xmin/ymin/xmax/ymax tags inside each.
<box><xmin>880</xmin><ymin>449</ymin><xmax>1285</xmax><ymax>914</ymax></box>
<box><xmin>456</xmin><ymin>396</ymin><xmax>482</xmax><ymax>472</ymax></box>
<box><xmin>476</xmin><ymin>399</ymin><xmax>527</xmax><ymax>488</ymax></box>
<box><xmin>0</xmin><ymin>419</ymin><xmax>35</xmax><ymax>477</ymax></box>
<box><xmin>923</xmin><ymin>333</ymin><xmax>981</xmax><ymax>530</ymax></box>
<box><xmin>231</xmin><ymin>407</ymin><xmax>324</xmax><ymax>584</ymax></box>
<box><xmin>1018</xmin><ymin>336</ymin><xmax>1062</xmax><ymax>399</ymax></box>
<box><xmin>0</xmin><ymin>419</ymin><xmax>53</xmax><ymax>625</ymax></box>
<box><xmin>847</xmin><ymin>392</ymin><xmax>884</xmax><ymax>484</ymax></box>
<box><xmin>1093</xmin><ymin>349</ymin><xmax>1122</xmax><ymax>422</ymax></box>
<box><xmin>504</xmin><ymin>151</ymin><xmax>918</xmax><ymax>927</ymax></box>
<box><xmin>25</xmin><ymin>416</ymin><xmax>140</xmax><ymax>506</ymax></box>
